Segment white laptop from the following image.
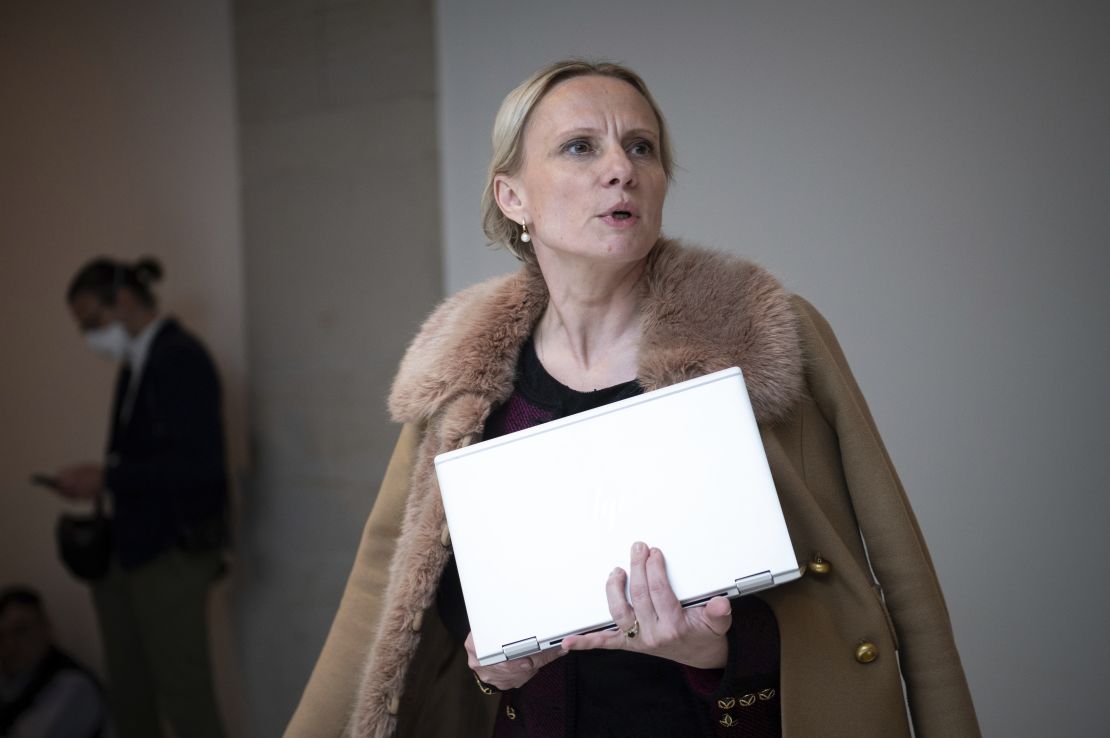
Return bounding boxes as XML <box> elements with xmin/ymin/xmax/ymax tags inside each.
<box><xmin>435</xmin><ymin>366</ymin><xmax>800</xmax><ymax>666</ymax></box>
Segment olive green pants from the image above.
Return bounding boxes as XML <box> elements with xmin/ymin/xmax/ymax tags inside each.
<box><xmin>92</xmin><ymin>547</ymin><xmax>226</xmax><ymax>738</ymax></box>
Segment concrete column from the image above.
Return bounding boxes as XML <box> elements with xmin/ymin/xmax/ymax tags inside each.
<box><xmin>232</xmin><ymin>2</ymin><xmax>442</xmax><ymax>734</ymax></box>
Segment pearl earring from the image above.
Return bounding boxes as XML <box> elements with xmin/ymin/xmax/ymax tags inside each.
<box><xmin>520</xmin><ymin>221</ymin><xmax>531</xmax><ymax>243</ymax></box>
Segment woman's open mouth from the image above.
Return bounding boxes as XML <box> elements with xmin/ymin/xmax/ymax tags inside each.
<box><xmin>601</xmin><ymin>207</ymin><xmax>639</xmax><ymax>227</ymax></box>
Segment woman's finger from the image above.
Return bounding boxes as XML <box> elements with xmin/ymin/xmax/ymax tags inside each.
<box><xmin>627</xmin><ymin>541</ymin><xmax>658</xmax><ymax>625</ymax></box>
<box><xmin>560</xmin><ymin>626</ymin><xmax>625</xmax><ymax>653</ymax></box>
<box><xmin>562</xmin><ymin>564</ymin><xmax>639</xmax><ymax>653</ymax></box>
<box><xmin>702</xmin><ymin>596</ymin><xmax>733</xmax><ymax>636</ymax></box>
<box><xmin>530</xmin><ymin>644</ymin><xmax>566</xmax><ymax>669</ymax></box>
<box><xmin>605</xmin><ymin>567</ymin><xmax>636</xmax><ymax>631</ymax></box>
<box><xmin>464</xmin><ymin>632</ymin><xmax>479</xmax><ymax>669</ymax></box>
<box><xmin>644</xmin><ymin>547</ymin><xmax>682</xmax><ymax>622</ymax></box>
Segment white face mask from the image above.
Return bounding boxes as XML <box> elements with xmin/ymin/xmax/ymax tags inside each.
<box><xmin>84</xmin><ymin>321</ymin><xmax>130</xmax><ymax>362</ymax></box>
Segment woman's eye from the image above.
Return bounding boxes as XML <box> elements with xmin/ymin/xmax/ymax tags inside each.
<box><xmin>563</xmin><ymin>140</ymin><xmax>592</xmax><ymax>155</ymax></box>
<box><xmin>628</xmin><ymin>140</ymin><xmax>655</xmax><ymax>157</ymax></box>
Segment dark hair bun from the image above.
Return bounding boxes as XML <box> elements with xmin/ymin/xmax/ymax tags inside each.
<box><xmin>133</xmin><ymin>257</ymin><xmax>163</xmax><ymax>285</ymax></box>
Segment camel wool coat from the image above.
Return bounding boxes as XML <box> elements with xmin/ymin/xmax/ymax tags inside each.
<box><xmin>286</xmin><ymin>241</ymin><xmax>980</xmax><ymax>738</ymax></box>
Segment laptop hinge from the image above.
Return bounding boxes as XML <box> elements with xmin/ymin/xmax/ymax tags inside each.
<box><xmin>735</xmin><ymin>571</ymin><xmax>775</xmax><ymax>596</ymax></box>
<box><xmin>502</xmin><ymin>637</ymin><xmax>540</xmax><ymax>661</ymax></box>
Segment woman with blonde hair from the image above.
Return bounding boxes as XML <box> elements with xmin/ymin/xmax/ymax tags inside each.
<box><xmin>287</xmin><ymin>59</ymin><xmax>979</xmax><ymax>737</ymax></box>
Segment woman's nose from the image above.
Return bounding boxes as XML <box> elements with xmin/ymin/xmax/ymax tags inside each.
<box><xmin>602</xmin><ymin>148</ymin><xmax>635</xmax><ymax>187</ymax></box>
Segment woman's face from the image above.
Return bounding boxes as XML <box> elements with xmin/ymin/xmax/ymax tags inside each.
<box><xmin>69</xmin><ymin>288</ymin><xmax>141</xmax><ymax>335</ymax></box>
<box><xmin>69</xmin><ymin>291</ymin><xmax>115</xmax><ymax>333</ymax></box>
<box><xmin>500</xmin><ymin>75</ymin><xmax>667</xmax><ymax>266</ymax></box>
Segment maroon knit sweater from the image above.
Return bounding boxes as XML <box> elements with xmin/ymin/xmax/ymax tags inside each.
<box><xmin>436</xmin><ymin>339</ymin><xmax>781</xmax><ymax>737</ymax></box>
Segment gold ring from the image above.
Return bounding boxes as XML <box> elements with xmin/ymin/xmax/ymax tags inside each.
<box><xmin>624</xmin><ymin>619</ymin><xmax>639</xmax><ymax>639</ymax></box>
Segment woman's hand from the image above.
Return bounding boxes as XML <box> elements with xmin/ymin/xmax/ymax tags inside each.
<box><xmin>465</xmin><ymin>631</ymin><xmax>565</xmax><ymax>691</ymax></box>
<box><xmin>561</xmin><ymin>541</ymin><xmax>731</xmax><ymax>669</ymax></box>
<box><xmin>56</xmin><ymin>463</ymin><xmax>105</xmax><ymax>501</ymax></box>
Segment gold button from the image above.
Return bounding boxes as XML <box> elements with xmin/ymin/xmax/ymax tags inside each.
<box><xmin>505</xmin><ymin>705</ymin><xmax>517</xmax><ymax>720</ymax></box>
<box><xmin>410</xmin><ymin>609</ymin><xmax>424</xmax><ymax>632</ymax></box>
<box><xmin>440</xmin><ymin>522</ymin><xmax>451</xmax><ymax>548</ymax></box>
<box><xmin>739</xmin><ymin>693</ymin><xmax>756</xmax><ymax>707</ymax></box>
<box><xmin>855</xmin><ymin>641</ymin><xmax>879</xmax><ymax>664</ymax></box>
<box><xmin>758</xmin><ymin>688</ymin><xmax>776</xmax><ymax>700</ymax></box>
<box><xmin>386</xmin><ymin>694</ymin><xmax>400</xmax><ymax>715</ymax></box>
<box><xmin>717</xmin><ymin>697</ymin><xmax>736</xmax><ymax>709</ymax></box>
<box><xmin>807</xmin><ymin>554</ymin><xmax>831</xmax><ymax>576</ymax></box>
<box><xmin>719</xmin><ymin>713</ymin><xmax>736</xmax><ymax>727</ymax></box>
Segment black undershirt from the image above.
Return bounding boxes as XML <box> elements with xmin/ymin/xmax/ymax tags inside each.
<box><xmin>435</xmin><ymin>338</ymin><xmax>711</xmax><ymax>736</ymax></box>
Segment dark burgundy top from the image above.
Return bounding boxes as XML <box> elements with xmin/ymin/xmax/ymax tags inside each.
<box><xmin>436</xmin><ymin>338</ymin><xmax>781</xmax><ymax>737</ymax></box>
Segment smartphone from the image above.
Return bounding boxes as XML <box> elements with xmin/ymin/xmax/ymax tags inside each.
<box><xmin>30</xmin><ymin>473</ymin><xmax>61</xmax><ymax>491</ymax></box>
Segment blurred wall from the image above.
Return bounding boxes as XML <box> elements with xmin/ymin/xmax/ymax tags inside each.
<box><xmin>0</xmin><ymin>0</ymin><xmax>248</xmax><ymax>734</ymax></box>
<box><xmin>437</xmin><ymin>1</ymin><xmax>1110</xmax><ymax>736</ymax></box>
<box><xmin>231</xmin><ymin>1</ymin><xmax>442</xmax><ymax>735</ymax></box>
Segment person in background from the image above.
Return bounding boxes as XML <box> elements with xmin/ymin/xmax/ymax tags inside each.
<box><xmin>53</xmin><ymin>257</ymin><xmax>228</xmax><ymax>738</ymax></box>
<box><xmin>0</xmin><ymin>586</ymin><xmax>110</xmax><ymax>738</ymax></box>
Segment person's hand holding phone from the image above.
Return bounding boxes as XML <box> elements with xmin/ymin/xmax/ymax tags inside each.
<box><xmin>53</xmin><ymin>463</ymin><xmax>105</xmax><ymax>501</ymax></box>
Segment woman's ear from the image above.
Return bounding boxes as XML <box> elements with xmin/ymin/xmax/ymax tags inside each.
<box><xmin>494</xmin><ymin>175</ymin><xmax>526</xmax><ymax>223</ymax></box>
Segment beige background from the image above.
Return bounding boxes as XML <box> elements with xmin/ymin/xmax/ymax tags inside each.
<box><xmin>0</xmin><ymin>1</ymin><xmax>248</xmax><ymax>734</ymax></box>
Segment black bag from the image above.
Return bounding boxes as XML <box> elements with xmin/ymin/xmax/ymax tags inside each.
<box><xmin>55</xmin><ymin>498</ymin><xmax>112</xmax><ymax>581</ymax></box>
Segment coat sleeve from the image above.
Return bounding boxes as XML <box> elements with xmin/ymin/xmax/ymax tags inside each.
<box><xmin>284</xmin><ymin>423</ymin><xmax>422</xmax><ymax>738</ymax></box>
<box><xmin>680</xmin><ymin>595</ymin><xmax>782</xmax><ymax>735</ymax></box>
<box><xmin>794</xmin><ymin>296</ymin><xmax>980</xmax><ymax>737</ymax></box>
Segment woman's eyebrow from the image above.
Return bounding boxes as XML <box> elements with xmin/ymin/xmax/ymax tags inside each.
<box><xmin>551</xmin><ymin>126</ymin><xmax>659</xmax><ymax>140</ymax></box>
<box><xmin>551</xmin><ymin>126</ymin><xmax>601</xmax><ymax>138</ymax></box>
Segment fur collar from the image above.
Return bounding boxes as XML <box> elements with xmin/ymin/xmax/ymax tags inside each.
<box><xmin>354</xmin><ymin>240</ymin><xmax>804</xmax><ymax>735</ymax></box>
<box><xmin>389</xmin><ymin>239</ymin><xmax>803</xmax><ymax>426</ymax></box>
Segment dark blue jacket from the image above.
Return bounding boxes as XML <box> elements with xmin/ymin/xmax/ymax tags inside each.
<box><xmin>103</xmin><ymin>318</ymin><xmax>228</xmax><ymax>569</ymax></box>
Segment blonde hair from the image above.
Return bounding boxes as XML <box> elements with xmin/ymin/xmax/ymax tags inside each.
<box><xmin>480</xmin><ymin>59</ymin><xmax>675</xmax><ymax>262</ymax></box>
